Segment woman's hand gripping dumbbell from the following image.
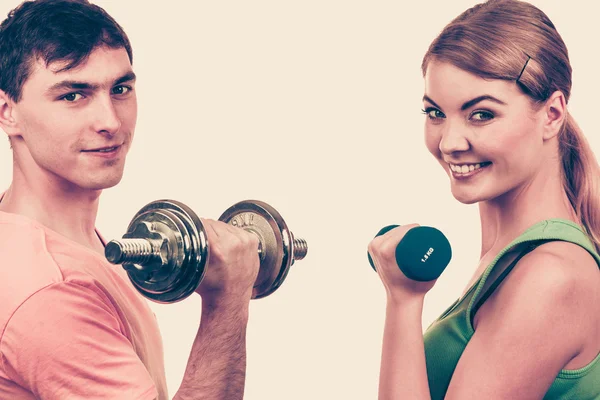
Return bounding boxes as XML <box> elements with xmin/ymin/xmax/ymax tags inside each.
<box><xmin>367</xmin><ymin>224</ymin><xmax>452</xmax><ymax>299</ymax></box>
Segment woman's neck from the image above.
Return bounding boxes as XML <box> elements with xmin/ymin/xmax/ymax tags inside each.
<box><xmin>477</xmin><ymin>170</ymin><xmax>578</xmax><ymax>261</ymax></box>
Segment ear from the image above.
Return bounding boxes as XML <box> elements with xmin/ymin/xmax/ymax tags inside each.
<box><xmin>0</xmin><ymin>90</ymin><xmax>20</xmax><ymax>137</ymax></box>
<box><xmin>541</xmin><ymin>90</ymin><xmax>567</xmax><ymax>141</ymax></box>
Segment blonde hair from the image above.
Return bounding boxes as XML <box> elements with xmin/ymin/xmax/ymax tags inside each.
<box><xmin>422</xmin><ymin>0</ymin><xmax>600</xmax><ymax>252</ymax></box>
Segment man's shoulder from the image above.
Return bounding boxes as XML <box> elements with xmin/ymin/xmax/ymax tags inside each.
<box><xmin>0</xmin><ymin>212</ymin><xmax>141</xmax><ymax>329</ymax></box>
<box><xmin>0</xmin><ymin>213</ymin><xmax>67</xmax><ymax>327</ymax></box>
<box><xmin>0</xmin><ymin>212</ymin><xmax>64</xmax><ymax>277</ymax></box>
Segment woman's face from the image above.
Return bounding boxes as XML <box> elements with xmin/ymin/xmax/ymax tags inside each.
<box><xmin>422</xmin><ymin>60</ymin><xmax>549</xmax><ymax>205</ymax></box>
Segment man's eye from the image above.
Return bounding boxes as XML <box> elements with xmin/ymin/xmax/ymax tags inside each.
<box><xmin>112</xmin><ymin>85</ymin><xmax>131</xmax><ymax>95</ymax></box>
<box><xmin>62</xmin><ymin>93</ymin><xmax>83</xmax><ymax>102</ymax></box>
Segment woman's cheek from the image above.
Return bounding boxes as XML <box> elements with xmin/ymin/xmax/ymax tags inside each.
<box><xmin>424</xmin><ymin>128</ymin><xmax>442</xmax><ymax>159</ymax></box>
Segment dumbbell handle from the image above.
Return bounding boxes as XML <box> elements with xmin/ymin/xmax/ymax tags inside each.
<box><xmin>106</xmin><ymin>235</ymin><xmax>308</xmax><ymax>267</ymax></box>
<box><xmin>105</xmin><ymin>238</ymin><xmax>163</xmax><ymax>268</ymax></box>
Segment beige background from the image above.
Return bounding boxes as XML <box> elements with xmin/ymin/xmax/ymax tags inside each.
<box><xmin>0</xmin><ymin>0</ymin><xmax>598</xmax><ymax>398</ymax></box>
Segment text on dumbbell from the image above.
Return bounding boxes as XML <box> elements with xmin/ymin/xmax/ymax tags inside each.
<box><xmin>230</xmin><ymin>212</ymin><xmax>255</xmax><ymax>228</ymax></box>
<box><xmin>421</xmin><ymin>248</ymin><xmax>434</xmax><ymax>263</ymax></box>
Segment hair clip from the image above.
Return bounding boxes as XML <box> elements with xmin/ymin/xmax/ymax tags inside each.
<box><xmin>517</xmin><ymin>54</ymin><xmax>531</xmax><ymax>82</ymax></box>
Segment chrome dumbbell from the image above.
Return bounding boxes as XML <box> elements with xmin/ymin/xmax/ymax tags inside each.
<box><xmin>105</xmin><ymin>199</ymin><xmax>307</xmax><ymax>303</ymax></box>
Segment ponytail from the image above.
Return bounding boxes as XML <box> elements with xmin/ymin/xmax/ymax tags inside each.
<box><xmin>560</xmin><ymin>112</ymin><xmax>600</xmax><ymax>253</ymax></box>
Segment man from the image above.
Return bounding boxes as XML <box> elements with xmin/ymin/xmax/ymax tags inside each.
<box><xmin>0</xmin><ymin>1</ymin><xmax>259</xmax><ymax>399</ymax></box>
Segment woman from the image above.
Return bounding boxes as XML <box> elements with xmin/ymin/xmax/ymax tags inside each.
<box><xmin>367</xmin><ymin>0</ymin><xmax>600</xmax><ymax>398</ymax></box>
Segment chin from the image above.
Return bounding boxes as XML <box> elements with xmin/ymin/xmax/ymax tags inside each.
<box><xmin>74</xmin><ymin>172</ymin><xmax>125</xmax><ymax>191</ymax></box>
<box><xmin>452</xmin><ymin>193</ymin><xmax>480</xmax><ymax>205</ymax></box>
<box><xmin>450</xmin><ymin>185</ymin><xmax>492</xmax><ymax>205</ymax></box>
<box><xmin>98</xmin><ymin>175</ymin><xmax>124</xmax><ymax>190</ymax></box>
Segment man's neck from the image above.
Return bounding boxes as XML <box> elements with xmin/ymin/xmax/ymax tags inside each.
<box><xmin>0</xmin><ymin>182</ymin><xmax>105</xmax><ymax>255</ymax></box>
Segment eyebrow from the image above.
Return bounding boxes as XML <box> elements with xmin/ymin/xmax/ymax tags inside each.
<box><xmin>422</xmin><ymin>94</ymin><xmax>507</xmax><ymax>111</ymax></box>
<box><xmin>46</xmin><ymin>71</ymin><xmax>137</xmax><ymax>94</ymax></box>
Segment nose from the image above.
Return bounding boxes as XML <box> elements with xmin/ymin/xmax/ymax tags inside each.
<box><xmin>438</xmin><ymin>122</ymin><xmax>470</xmax><ymax>156</ymax></box>
<box><xmin>91</xmin><ymin>95</ymin><xmax>122</xmax><ymax>137</ymax></box>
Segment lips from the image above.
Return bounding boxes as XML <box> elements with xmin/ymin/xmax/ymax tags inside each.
<box><xmin>82</xmin><ymin>145</ymin><xmax>121</xmax><ymax>153</ymax></box>
<box><xmin>449</xmin><ymin>161</ymin><xmax>492</xmax><ymax>174</ymax></box>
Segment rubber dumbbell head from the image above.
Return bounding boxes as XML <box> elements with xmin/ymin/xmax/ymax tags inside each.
<box><xmin>368</xmin><ymin>224</ymin><xmax>452</xmax><ymax>282</ymax></box>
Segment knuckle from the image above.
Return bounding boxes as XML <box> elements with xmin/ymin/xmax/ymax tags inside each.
<box><xmin>246</xmin><ymin>232</ymin><xmax>259</xmax><ymax>247</ymax></box>
<box><xmin>369</xmin><ymin>236</ymin><xmax>384</xmax><ymax>254</ymax></box>
<box><xmin>229</xmin><ymin>235</ymin><xmax>244</xmax><ymax>252</ymax></box>
<box><xmin>367</xmin><ymin>240</ymin><xmax>378</xmax><ymax>256</ymax></box>
<box><xmin>202</xmin><ymin>218</ymin><xmax>216</xmax><ymax>227</ymax></box>
<box><xmin>405</xmin><ymin>223</ymin><xmax>420</xmax><ymax>231</ymax></box>
<box><xmin>210</xmin><ymin>243</ymin><xmax>224</xmax><ymax>262</ymax></box>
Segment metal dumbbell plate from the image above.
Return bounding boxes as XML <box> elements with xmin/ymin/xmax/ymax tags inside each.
<box><xmin>219</xmin><ymin>200</ymin><xmax>294</xmax><ymax>299</ymax></box>
<box><xmin>121</xmin><ymin>200</ymin><xmax>209</xmax><ymax>303</ymax></box>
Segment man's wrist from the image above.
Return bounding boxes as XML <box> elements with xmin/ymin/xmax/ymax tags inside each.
<box><xmin>201</xmin><ymin>293</ymin><xmax>252</xmax><ymax>317</ymax></box>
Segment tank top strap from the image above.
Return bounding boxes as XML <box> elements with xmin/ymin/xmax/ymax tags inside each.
<box><xmin>470</xmin><ymin>240</ymin><xmax>545</xmax><ymax>320</ymax></box>
<box><xmin>467</xmin><ymin>219</ymin><xmax>600</xmax><ymax>325</ymax></box>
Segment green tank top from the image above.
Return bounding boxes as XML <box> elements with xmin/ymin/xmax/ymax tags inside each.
<box><xmin>423</xmin><ymin>219</ymin><xmax>600</xmax><ymax>400</ymax></box>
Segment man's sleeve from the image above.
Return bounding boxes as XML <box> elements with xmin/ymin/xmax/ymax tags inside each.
<box><xmin>0</xmin><ymin>280</ymin><xmax>158</xmax><ymax>400</ymax></box>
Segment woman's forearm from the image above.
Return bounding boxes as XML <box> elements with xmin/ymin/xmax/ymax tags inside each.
<box><xmin>378</xmin><ymin>297</ymin><xmax>431</xmax><ymax>400</ymax></box>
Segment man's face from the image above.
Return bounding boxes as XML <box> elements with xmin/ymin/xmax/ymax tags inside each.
<box><xmin>10</xmin><ymin>46</ymin><xmax>137</xmax><ymax>191</ymax></box>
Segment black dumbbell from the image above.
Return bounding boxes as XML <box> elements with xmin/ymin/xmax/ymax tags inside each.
<box><xmin>367</xmin><ymin>225</ymin><xmax>452</xmax><ymax>281</ymax></box>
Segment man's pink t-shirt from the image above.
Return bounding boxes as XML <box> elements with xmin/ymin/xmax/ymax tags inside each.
<box><xmin>0</xmin><ymin>210</ymin><xmax>169</xmax><ymax>399</ymax></box>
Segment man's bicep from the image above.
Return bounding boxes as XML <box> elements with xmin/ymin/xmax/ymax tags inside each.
<box><xmin>1</xmin><ymin>282</ymin><xmax>158</xmax><ymax>400</ymax></box>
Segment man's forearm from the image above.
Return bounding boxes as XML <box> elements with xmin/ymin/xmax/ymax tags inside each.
<box><xmin>378</xmin><ymin>297</ymin><xmax>431</xmax><ymax>400</ymax></box>
<box><xmin>174</xmin><ymin>298</ymin><xmax>250</xmax><ymax>400</ymax></box>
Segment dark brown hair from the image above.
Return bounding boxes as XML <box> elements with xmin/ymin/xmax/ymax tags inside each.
<box><xmin>0</xmin><ymin>0</ymin><xmax>133</xmax><ymax>102</ymax></box>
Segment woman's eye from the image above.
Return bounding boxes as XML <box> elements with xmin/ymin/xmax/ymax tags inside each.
<box><xmin>470</xmin><ymin>110</ymin><xmax>494</xmax><ymax>121</ymax></box>
<box><xmin>422</xmin><ymin>108</ymin><xmax>445</xmax><ymax>119</ymax></box>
